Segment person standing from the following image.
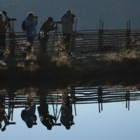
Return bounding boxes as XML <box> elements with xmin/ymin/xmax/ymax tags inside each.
<box><xmin>38</xmin><ymin>17</ymin><xmax>57</xmax><ymax>55</ymax></box>
<box><xmin>0</xmin><ymin>11</ymin><xmax>8</xmax><ymax>58</ymax></box>
<box><xmin>61</xmin><ymin>10</ymin><xmax>76</xmax><ymax>55</ymax></box>
<box><xmin>24</xmin><ymin>12</ymin><xmax>38</xmax><ymax>53</ymax></box>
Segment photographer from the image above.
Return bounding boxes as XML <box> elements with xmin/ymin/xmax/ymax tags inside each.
<box><xmin>0</xmin><ymin>11</ymin><xmax>8</xmax><ymax>58</ymax></box>
<box><xmin>38</xmin><ymin>17</ymin><xmax>57</xmax><ymax>55</ymax></box>
<box><xmin>61</xmin><ymin>10</ymin><xmax>76</xmax><ymax>55</ymax></box>
<box><xmin>24</xmin><ymin>12</ymin><xmax>38</xmax><ymax>53</ymax></box>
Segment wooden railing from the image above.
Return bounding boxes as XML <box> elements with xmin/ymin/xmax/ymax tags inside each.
<box><xmin>5</xmin><ymin>28</ymin><xmax>140</xmax><ymax>55</ymax></box>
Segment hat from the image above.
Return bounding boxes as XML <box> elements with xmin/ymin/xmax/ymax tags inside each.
<box><xmin>27</xmin><ymin>12</ymin><xmax>34</xmax><ymax>17</ymax></box>
<box><xmin>66</xmin><ymin>10</ymin><xmax>72</xmax><ymax>14</ymax></box>
<box><xmin>48</xmin><ymin>17</ymin><xmax>53</xmax><ymax>22</ymax></box>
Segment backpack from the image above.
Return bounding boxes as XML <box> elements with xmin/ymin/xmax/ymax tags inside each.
<box><xmin>21</xmin><ymin>20</ymin><xmax>26</xmax><ymax>31</ymax></box>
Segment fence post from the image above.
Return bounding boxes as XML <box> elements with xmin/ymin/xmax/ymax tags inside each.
<box><xmin>98</xmin><ymin>20</ymin><xmax>104</xmax><ymax>51</ymax></box>
<box><xmin>126</xmin><ymin>20</ymin><xmax>131</xmax><ymax>49</ymax></box>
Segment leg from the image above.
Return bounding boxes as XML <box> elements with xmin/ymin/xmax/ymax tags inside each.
<box><xmin>27</xmin><ymin>37</ymin><xmax>34</xmax><ymax>53</ymax></box>
<box><xmin>63</xmin><ymin>33</ymin><xmax>71</xmax><ymax>55</ymax></box>
<box><xmin>0</xmin><ymin>35</ymin><xmax>6</xmax><ymax>58</ymax></box>
<box><xmin>39</xmin><ymin>38</ymin><xmax>48</xmax><ymax>55</ymax></box>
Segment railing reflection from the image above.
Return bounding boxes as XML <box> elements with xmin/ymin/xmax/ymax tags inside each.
<box><xmin>0</xmin><ymin>85</ymin><xmax>140</xmax><ymax>131</ymax></box>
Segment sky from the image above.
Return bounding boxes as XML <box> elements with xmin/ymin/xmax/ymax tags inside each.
<box><xmin>1</xmin><ymin>101</ymin><xmax>140</xmax><ymax>140</ymax></box>
<box><xmin>0</xmin><ymin>0</ymin><xmax>140</xmax><ymax>31</ymax></box>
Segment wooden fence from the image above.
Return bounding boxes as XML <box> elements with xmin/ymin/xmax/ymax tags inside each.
<box><xmin>5</xmin><ymin>28</ymin><xmax>140</xmax><ymax>55</ymax></box>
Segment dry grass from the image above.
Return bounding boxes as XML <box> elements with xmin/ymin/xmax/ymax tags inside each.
<box><xmin>103</xmin><ymin>48</ymin><xmax>140</xmax><ymax>61</ymax></box>
<box><xmin>1</xmin><ymin>45</ymin><xmax>140</xmax><ymax>85</ymax></box>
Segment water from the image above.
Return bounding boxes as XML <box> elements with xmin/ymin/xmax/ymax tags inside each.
<box><xmin>0</xmin><ymin>84</ymin><xmax>140</xmax><ymax>140</ymax></box>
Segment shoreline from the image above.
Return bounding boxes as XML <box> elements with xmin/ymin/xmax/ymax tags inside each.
<box><xmin>0</xmin><ymin>49</ymin><xmax>140</xmax><ymax>86</ymax></box>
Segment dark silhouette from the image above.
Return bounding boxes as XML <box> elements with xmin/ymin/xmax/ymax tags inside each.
<box><xmin>21</xmin><ymin>99</ymin><xmax>37</xmax><ymax>128</ymax></box>
<box><xmin>61</xmin><ymin>10</ymin><xmax>76</xmax><ymax>55</ymax></box>
<box><xmin>60</xmin><ymin>93</ymin><xmax>74</xmax><ymax>130</ymax></box>
<box><xmin>24</xmin><ymin>12</ymin><xmax>38</xmax><ymax>53</ymax></box>
<box><xmin>0</xmin><ymin>11</ymin><xmax>8</xmax><ymax>59</ymax></box>
<box><xmin>0</xmin><ymin>104</ymin><xmax>7</xmax><ymax>131</ymax></box>
<box><xmin>0</xmin><ymin>94</ymin><xmax>16</xmax><ymax>131</ymax></box>
<box><xmin>38</xmin><ymin>95</ymin><xmax>57</xmax><ymax>130</ymax></box>
<box><xmin>38</xmin><ymin>17</ymin><xmax>57</xmax><ymax>55</ymax></box>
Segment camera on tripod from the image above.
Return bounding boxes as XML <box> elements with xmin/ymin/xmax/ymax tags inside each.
<box><xmin>2</xmin><ymin>11</ymin><xmax>16</xmax><ymax>21</ymax></box>
<box><xmin>33</xmin><ymin>16</ymin><xmax>38</xmax><ymax>19</ymax></box>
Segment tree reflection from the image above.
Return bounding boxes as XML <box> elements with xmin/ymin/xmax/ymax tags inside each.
<box><xmin>0</xmin><ymin>85</ymin><xmax>140</xmax><ymax>131</ymax></box>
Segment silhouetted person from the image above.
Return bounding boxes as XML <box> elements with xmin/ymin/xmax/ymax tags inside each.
<box><xmin>38</xmin><ymin>17</ymin><xmax>57</xmax><ymax>55</ymax></box>
<box><xmin>0</xmin><ymin>104</ymin><xmax>7</xmax><ymax>131</ymax></box>
<box><xmin>61</xmin><ymin>10</ymin><xmax>75</xmax><ymax>55</ymax></box>
<box><xmin>38</xmin><ymin>96</ymin><xmax>56</xmax><ymax>130</ymax></box>
<box><xmin>24</xmin><ymin>12</ymin><xmax>38</xmax><ymax>53</ymax></box>
<box><xmin>21</xmin><ymin>99</ymin><xmax>37</xmax><ymax>128</ymax></box>
<box><xmin>0</xmin><ymin>11</ymin><xmax>8</xmax><ymax>59</ymax></box>
<box><xmin>0</xmin><ymin>94</ymin><xmax>16</xmax><ymax>131</ymax></box>
<box><xmin>60</xmin><ymin>93</ymin><xmax>74</xmax><ymax>130</ymax></box>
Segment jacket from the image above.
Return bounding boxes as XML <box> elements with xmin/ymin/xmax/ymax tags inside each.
<box><xmin>61</xmin><ymin>14</ymin><xmax>75</xmax><ymax>34</ymax></box>
<box><xmin>0</xmin><ymin>20</ymin><xmax>7</xmax><ymax>36</ymax></box>
<box><xmin>25</xmin><ymin>18</ymin><xmax>38</xmax><ymax>37</ymax></box>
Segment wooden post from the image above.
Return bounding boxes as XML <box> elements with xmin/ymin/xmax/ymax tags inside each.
<box><xmin>126</xmin><ymin>90</ymin><xmax>130</xmax><ymax>110</ymax></box>
<box><xmin>98</xmin><ymin>86</ymin><xmax>103</xmax><ymax>113</ymax></box>
<box><xmin>126</xmin><ymin>20</ymin><xmax>131</xmax><ymax>49</ymax></box>
<box><xmin>98</xmin><ymin>20</ymin><xmax>104</xmax><ymax>51</ymax></box>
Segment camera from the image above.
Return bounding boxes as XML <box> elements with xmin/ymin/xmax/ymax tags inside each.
<box><xmin>33</xmin><ymin>16</ymin><xmax>38</xmax><ymax>19</ymax></box>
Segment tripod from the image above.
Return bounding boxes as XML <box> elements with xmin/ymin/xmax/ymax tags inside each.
<box><xmin>6</xmin><ymin>18</ymin><xmax>17</xmax><ymax>56</ymax></box>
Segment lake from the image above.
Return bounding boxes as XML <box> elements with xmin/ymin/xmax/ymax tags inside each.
<box><xmin>0</xmin><ymin>83</ymin><xmax>140</xmax><ymax>140</ymax></box>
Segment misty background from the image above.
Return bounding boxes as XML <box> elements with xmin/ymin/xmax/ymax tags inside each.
<box><xmin>0</xmin><ymin>0</ymin><xmax>140</xmax><ymax>31</ymax></box>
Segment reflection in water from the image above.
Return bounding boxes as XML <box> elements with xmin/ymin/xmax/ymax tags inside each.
<box><xmin>37</xmin><ymin>95</ymin><xmax>59</xmax><ymax>130</ymax></box>
<box><xmin>21</xmin><ymin>99</ymin><xmax>37</xmax><ymax>128</ymax></box>
<box><xmin>0</xmin><ymin>94</ymin><xmax>16</xmax><ymax>131</ymax></box>
<box><xmin>60</xmin><ymin>93</ymin><xmax>74</xmax><ymax>129</ymax></box>
<box><xmin>0</xmin><ymin>85</ymin><xmax>140</xmax><ymax>132</ymax></box>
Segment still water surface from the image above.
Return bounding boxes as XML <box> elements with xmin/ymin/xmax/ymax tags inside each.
<box><xmin>0</xmin><ymin>84</ymin><xmax>140</xmax><ymax>140</ymax></box>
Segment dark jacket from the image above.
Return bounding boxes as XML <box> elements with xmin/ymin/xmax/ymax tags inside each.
<box><xmin>39</xmin><ymin>20</ymin><xmax>56</xmax><ymax>39</ymax></box>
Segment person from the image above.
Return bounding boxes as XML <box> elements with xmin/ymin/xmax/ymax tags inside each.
<box><xmin>61</xmin><ymin>10</ymin><xmax>76</xmax><ymax>55</ymax></box>
<box><xmin>38</xmin><ymin>96</ymin><xmax>56</xmax><ymax>130</ymax></box>
<box><xmin>38</xmin><ymin>17</ymin><xmax>57</xmax><ymax>55</ymax></box>
<box><xmin>0</xmin><ymin>104</ymin><xmax>7</xmax><ymax>131</ymax></box>
<box><xmin>60</xmin><ymin>93</ymin><xmax>74</xmax><ymax>130</ymax></box>
<box><xmin>24</xmin><ymin>12</ymin><xmax>38</xmax><ymax>53</ymax></box>
<box><xmin>21</xmin><ymin>99</ymin><xmax>37</xmax><ymax>128</ymax></box>
<box><xmin>0</xmin><ymin>11</ymin><xmax>8</xmax><ymax>58</ymax></box>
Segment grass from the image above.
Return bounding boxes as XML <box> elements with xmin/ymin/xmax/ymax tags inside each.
<box><xmin>0</xmin><ymin>46</ymin><xmax>140</xmax><ymax>85</ymax></box>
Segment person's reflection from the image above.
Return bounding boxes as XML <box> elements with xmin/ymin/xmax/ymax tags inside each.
<box><xmin>21</xmin><ymin>98</ymin><xmax>37</xmax><ymax>128</ymax></box>
<box><xmin>38</xmin><ymin>95</ymin><xmax>56</xmax><ymax>130</ymax></box>
<box><xmin>0</xmin><ymin>94</ymin><xmax>10</xmax><ymax>132</ymax></box>
<box><xmin>0</xmin><ymin>103</ymin><xmax>7</xmax><ymax>131</ymax></box>
<box><xmin>60</xmin><ymin>93</ymin><xmax>74</xmax><ymax>130</ymax></box>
